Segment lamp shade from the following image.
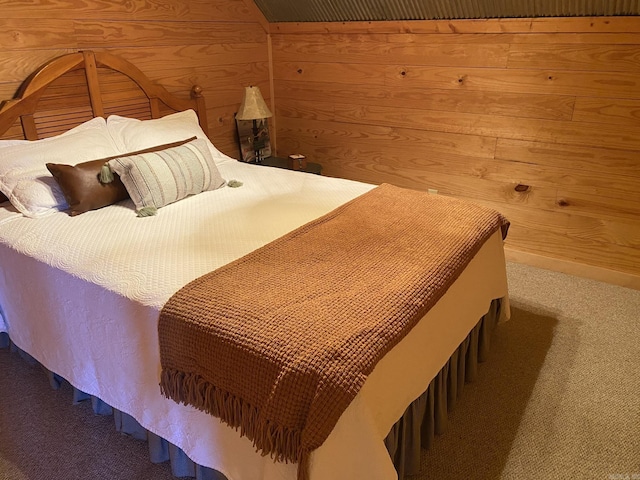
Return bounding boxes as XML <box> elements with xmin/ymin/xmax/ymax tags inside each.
<box><xmin>235</xmin><ymin>86</ymin><xmax>273</xmax><ymax>120</ymax></box>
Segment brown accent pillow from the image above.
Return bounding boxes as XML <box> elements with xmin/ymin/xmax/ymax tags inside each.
<box><xmin>0</xmin><ymin>193</ymin><xmax>7</xmax><ymax>203</ymax></box>
<box><xmin>47</xmin><ymin>137</ymin><xmax>197</xmax><ymax>216</ymax></box>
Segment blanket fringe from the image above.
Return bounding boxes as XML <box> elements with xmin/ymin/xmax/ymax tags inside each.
<box><xmin>160</xmin><ymin>368</ymin><xmax>310</xmax><ymax>472</ymax></box>
<box><xmin>297</xmin><ymin>448</ymin><xmax>311</xmax><ymax>480</ymax></box>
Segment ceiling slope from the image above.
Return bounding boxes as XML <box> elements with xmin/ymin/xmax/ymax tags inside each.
<box><xmin>253</xmin><ymin>0</ymin><xmax>640</xmax><ymax>23</ymax></box>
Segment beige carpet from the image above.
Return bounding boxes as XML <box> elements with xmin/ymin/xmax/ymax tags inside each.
<box><xmin>417</xmin><ymin>262</ymin><xmax>640</xmax><ymax>480</ymax></box>
<box><xmin>0</xmin><ymin>353</ymin><xmax>177</xmax><ymax>480</ymax></box>
<box><xmin>1</xmin><ymin>262</ymin><xmax>639</xmax><ymax>479</ymax></box>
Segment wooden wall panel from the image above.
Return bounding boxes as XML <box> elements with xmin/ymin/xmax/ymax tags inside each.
<box><xmin>494</xmin><ymin>139</ymin><xmax>640</xmax><ymax>177</ymax></box>
<box><xmin>272</xmin><ymin>35</ymin><xmax>510</xmax><ymax>67</ymax></box>
<box><xmin>385</xmin><ymin>32</ymin><xmax>640</xmax><ymax>45</ymax></box>
<box><xmin>384</xmin><ymin>65</ymin><xmax>640</xmax><ymax>99</ymax></box>
<box><xmin>0</xmin><ymin>0</ymin><xmax>269</xmax><ymax>159</ymax></box>
<box><xmin>572</xmin><ymin>97</ymin><xmax>640</xmax><ymax>126</ymax></box>
<box><xmin>277</xmin><ymin>116</ymin><xmax>498</xmax><ymax>159</ymax></box>
<box><xmin>0</xmin><ymin>49</ymin><xmax>77</xmax><ymax>83</ymax></box>
<box><xmin>0</xmin><ymin>20</ymin><xmax>77</xmax><ymax>50</ymax></box>
<box><xmin>275</xmin><ymin>80</ymin><xmax>575</xmax><ymax>120</ymax></box>
<box><xmin>271</xmin><ymin>16</ymin><xmax>640</xmax><ymax>285</ymax></box>
<box><xmin>0</xmin><ymin>0</ymin><xmax>252</xmax><ymax>22</ymax></box>
<box><xmin>74</xmin><ymin>21</ymin><xmax>266</xmax><ymax>47</ymax></box>
<box><xmin>507</xmin><ymin>44</ymin><xmax>640</xmax><ymax>72</ymax></box>
<box><xmin>325</xmin><ymin>103</ymin><xmax>640</xmax><ymax>151</ymax></box>
<box><xmin>104</xmin><ymin>45</ymin><xmax>268</xmax><ymax>76</ymax></box>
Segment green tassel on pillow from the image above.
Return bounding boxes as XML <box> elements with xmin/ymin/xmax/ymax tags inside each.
<box><xmin>227</xmin><ymin>179</ymin><xmax>243</xmax><ymax>188</ymax></box>
<box><xmin>136</xmin><ymin>206</ymin><xmax>158</xmax><ymax>217</ymax></box>
<box><xmin>100</xmin><ymin>162</ymin><xmax>115</xmax><ymax>184</ymax></box>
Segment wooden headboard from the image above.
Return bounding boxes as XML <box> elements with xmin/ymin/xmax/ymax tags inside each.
<box><xmin>0</xmin><ymin>50</ymin><xmax>208</xmax><ymax>141</ymax></box>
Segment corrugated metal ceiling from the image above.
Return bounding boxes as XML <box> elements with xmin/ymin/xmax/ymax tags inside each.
<box><xmin>253</xmin><ymin>0</ymin><xmax>640</xmax><ymax>23</ymax></box>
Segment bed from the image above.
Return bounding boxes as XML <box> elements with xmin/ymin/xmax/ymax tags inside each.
<box><xmin>0</xmin><ymin>50</ymin><xmax>510</xmax><ymax>480</ymax></box>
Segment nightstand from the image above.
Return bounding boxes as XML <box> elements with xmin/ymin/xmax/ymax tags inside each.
<box><xmin>258</xmin><ymin>156</ymin><xmax>322</xmax><ymax>175</ymax></box>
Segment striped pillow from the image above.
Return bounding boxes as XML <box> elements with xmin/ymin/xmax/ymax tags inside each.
<box><xmin>107</xmin><ymin>138</ymin><xmax>225</xmax><ymax>216</ymax></box>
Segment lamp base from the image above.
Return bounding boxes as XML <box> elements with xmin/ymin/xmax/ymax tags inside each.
<box><xmin>251</xmin><ymin>119</ymin><xmax>264</xmax><ymax>164</ymax></box>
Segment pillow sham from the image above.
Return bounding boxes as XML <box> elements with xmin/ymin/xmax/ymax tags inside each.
<box><xmin>106</xmin><ymin>109</ymin><xmax>234</xmax><ymax>166</ymax></box>
<box><xmin>46</xmin><ymin>136</ymin><xmax>197</xmax><ymax>216</ymax></box>
<box><xmin>0</xmin><ymin>117</ymin><xmax>121</xmax><ymax>218</ymax></box>
<box><xmin>0</xmin><ymin>139</ymin><xmax>31</xmax><ymax>204</ymax></box>
<box><xmin>106</xmin><ymin>138</ymin><xmax>225</xmax><ymax>216</ymax></box>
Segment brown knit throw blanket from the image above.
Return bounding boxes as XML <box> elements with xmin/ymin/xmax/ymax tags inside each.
<box><xmin>159</xmin><ymin>183</ymin><xmax>509</xmax><ymax>480</ymax></box>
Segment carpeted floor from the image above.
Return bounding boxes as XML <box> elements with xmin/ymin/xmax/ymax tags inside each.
<box><xmin>1</xmin><ymin>262</ymin><xmax>639</xmax><ymax>480</ymax></box>
<box><xmin>417</xmin><ymin>262</ymin><xmax>640</xmax><ymax>480</ymax></box>
<box><xmin>0</xmin><ymin>350</ymin><xmax>177</xmax><ymax>480</ymax></box>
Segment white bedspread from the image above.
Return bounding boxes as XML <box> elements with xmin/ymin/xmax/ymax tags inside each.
<box><xmin>0</xmin><ymin>158</ymin><xmax>508</xmax><ymax>480</ymax></box>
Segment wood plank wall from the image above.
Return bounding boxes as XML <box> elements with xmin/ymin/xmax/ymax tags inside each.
<box><xmin>0</xmin><ymin>0</ymin><xmax>270</xmax><ymax>158</ymax></box>
<box><xmin>270</xmin><ymin>17</ymin><xmax>640</xmax><ymax>288</ymax></box>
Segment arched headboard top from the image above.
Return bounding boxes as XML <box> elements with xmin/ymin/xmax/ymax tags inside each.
<box><xmin>0</xmin><ymin>50</ymin><xmax>208</xmax><ymax>141</ymax></box>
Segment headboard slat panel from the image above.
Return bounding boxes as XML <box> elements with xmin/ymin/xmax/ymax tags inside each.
<box><xmin>99</xmin><ymin>69</ymin><xmax>153</xmax><ymax>120</ymax></box>
<box><xmin>104</xmin><ymin>103</ymin><xmax>152</xmax><ymax>121</ymax></box>
<box><xmin>34</xmin><ymin>106</ymin><xmax>95</xmax><ymax>139</ymax></box>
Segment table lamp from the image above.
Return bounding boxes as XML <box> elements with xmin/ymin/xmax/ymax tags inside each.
<box><xmin>236</xmin><ymin>86</ymin><xmax>273</xmax><ymax>163</ymax></box>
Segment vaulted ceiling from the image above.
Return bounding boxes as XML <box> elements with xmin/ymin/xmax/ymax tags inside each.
<box><xmin>253</xmin><ymin>0</ymin><xmax>640</xmax><ymax>23</ymax></box>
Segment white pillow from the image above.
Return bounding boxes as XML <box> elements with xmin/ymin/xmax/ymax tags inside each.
<box><xmin>0</xmin><ymin>139</ymin><xmax>27</xmax><ymax>204</ymax></box>
<box><xmin>107</xmin><ymin>138</ymin><xmax>226</xmax><ymax>216</ymax></box>
<box><xmin>106</xmin><ymin>110</ymin><xmax>234</xmax><ymax>166</ymax></box>
<box><xmin>0</xmin><ymin>117</ymin><xmax>121</xmax><ymax>218</ymax></box>
<box><xmin>0</xmin><ymin>139</ymin><xmax>28</xmax><ymax>147</ymax></box>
